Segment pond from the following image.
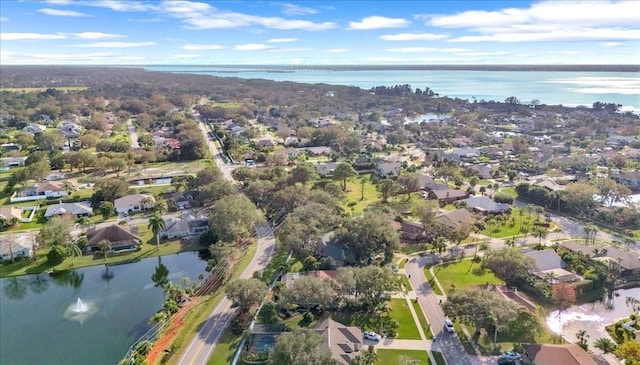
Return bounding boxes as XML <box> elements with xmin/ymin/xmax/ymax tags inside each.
<box><xmin>546</xmin><ymin>287</ymin><xmax>640</xmax><ymax>347</ymax></box>
<box><xmin>0</xmin><ymin>252</ymin><xmax>207</xmax><ymax>365</ymax></box>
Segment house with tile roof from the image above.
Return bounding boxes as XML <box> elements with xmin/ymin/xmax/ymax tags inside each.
<box><xmin>523</xmin><ymin>344</ymin><xmax>597</xmax><ymax>365</ymax></box>
<box><xmin>85</xmin><ymin>224</ymin><xmax>140</xmax><ymax>253</ymax></box>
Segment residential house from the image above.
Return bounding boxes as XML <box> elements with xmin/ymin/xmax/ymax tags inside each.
<box><xmin>612</xmin><ymin>171</ymin><xmax>640</xmax><ymax>190</ymax></box>
<box><xmin>0</xmin><ymin>207</ymin><xmax>23</xmax><ymax>226</ymax></box>
<box><xmin>170</xmin><ymin>191</ymin><xmax>196</xmax><ymax>210</ymax></box>
<box><xmin>391</xmin><ymin>220</ymin><xmax>427</xmax><ymax>243</ymax></box>
<box><xmin>471</xmin><ymin>164</ymin><xmax>494</xmax><ymax>180</ymax></box>
<box><xmin>315</xmin><ymin>163</ymin><xmax>338</xmax><ymax>177</ymax></box>
<box><xmin>1</xmin><ymin>157</ymin><xmax>27</xmax><ymax>168</ymax></box>
<box><xmin>0</xmin><ymin>232</ymin><xmax>36</xmax><ymax>261</ymax></box>
<box><xmin>428</xmin><ymin>189</ymin><xmax>469</xmax><ymax>206</ymax></box>
<box><xmin>114</xmin><ymin>194</ymin><xmax>155</xmax><ymax>214</ymax></box>
<box><xmin>10</xmin><ymin>181</ymin><xmax>70</xmax><ymax>202</ymax></box>
<box><xmin>524</xmin><ymin>249</ymin><xmax>580</xmax><ymax>283</ymax></box>
<box><xmin>523</xmin><ymin>344</ymin><xmax>597</xmax><ymax>365</ymax></box>
<box><xmin>435</xmin><ymin>209</ymin><xmax>476</xmax><ymax>229</ymax></box>
<box><xmin>598</xmin><ymin>245</ymin><xmax>640</xmax><ymax>277</ymax></box>
<box><xmin>22</xmin><ymin>123</ymin><xmax>47</xmax><ymax>134</ymax></box>
<box><xmin>316</xmin><ymin>232</ymin><xmax>346</xmax><ymax>267</ymax></box>
<box><xmin>60</xmin><ymin>121</ymin><xmax>82</xmax><ymax>138</ymax></box>
<box><xmin>314</xmin><ymin>318</ymin><xmax>363</xmax><ymax>365</ymax></box>
<box><xmin>459</xmin><ymin>196</ymin><xmax>511</xmax><ymax>214</ymax></box>
<box><xmin>44</xmin><ymin>201</ymin><xmax>93</xmax><ymax>219</ymax></box>
<box><xmin>298</xmin><ymin>146</ymin><xmax>333</xmax><ymax>156</ymax></box>
<box><xmin>256</xmin><ymin>138</ymin><xmax>278</xmax><ymax>148</ymax></box>
<box><xmin>558</xmin><ymin>241</ymin><xmax>596</xmax><ymax>258</ymax></box>
<box><xmin>160</xmin><ymin>215</ymin><xmax>209</xmax><ymax>239</ymax></box>
<box><xmin>607</xmin><ymin>134</ymin><xmax>636</xmax><ymax>148</ymax></box>
<box><xmin>535</xmin><ymin>179</ymin><xmax>566</xmax><ymax>192</ymax></box>
<box><xmin>375</xmin><ymin>162</ymin><xmax>402</xmax><ymax>178</ymax></box>
<box><xmin>277</xmin><ymin>147</ymin><xmax>300</xmax><ymax>159</ymax></box>
<box><xmin>1</xmin><ymin>143</ymin><xmax>22</xmax><ymax>152</ymax></box>
<box><xmin>86</xmin><ymin>224</ymin><xmax>140</xmax><ymax>253</ymax></box>
<box><xmin>451</xmin><ymin>148</ymin><xmax>480</xmax><ymax>162</ymax></box>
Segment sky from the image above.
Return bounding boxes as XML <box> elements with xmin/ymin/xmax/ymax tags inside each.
<box><xmin>0</xmin><ymin>0</ymin><xmax>639</xmax><ymax>65</ymax></box>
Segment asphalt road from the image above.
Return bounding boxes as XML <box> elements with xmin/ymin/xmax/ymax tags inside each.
<box><xmin>177</xmin><ymin>223</ymin><xmax>275</xmax><ymax>365</ymax></box>
<box><xmin>406</xmin><ymin>257</ymin><xmax>473</xmax><ymax>365</ymax></box>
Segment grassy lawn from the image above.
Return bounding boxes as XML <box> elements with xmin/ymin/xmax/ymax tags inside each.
<box><xmin>411</xmin><ymin>300</ymin><xmax>433</xmax><ymax>339</ymax></box>
<box><xmin>431</xmin><ymin>260</ymin><xmax>503</xmax><ymax>294</ymax></box>
<box><xmin>400</xmin><ymin>274</ymin><xmax>412</xmax><ymax>291</ymax></box>
<box><xmin>388</xmin><ymin>298</ymin><xmax>422</xmax><ymax>340</ymax></box>
<box><xmin>397</xmin><ymin>257</ymin><xmax>408</xmax><ymax>269</ymax></box>
<box><xmin>431</xmin><ymin>351</ymin><xmax>446</xmax><ymax>365</ymax></box>
<box><xmin>0</xmin><ymin>225</ymin><xmax>202</xmax><ymax>277</ymax></box>
<box><xmin>206</xmin><ymin>330</ymin><xmax>243</xmax><ymax>365</ymax></box>
<box><xmin>454</xmin><ymin>322</ymin><xmax>477</xmax><ymax>355</ymax></box>
<box><xmin>498</xmin><ymin>187</ymin><xmax>517</xmax><ymax>198</ymax></box>
<box><xmin>441</xmin><ymin>204</ymin><xmax>457</xmax><ymax>211</ymax></box>
<box><xmin>423</xmin><ymin>267</ymin><xmax>443</xmax><ymax>296</ymax></box>
<box><xmin>481</xmin><ymin>208</ymin><xmax>538</xmax><ymax>238</ymax></box>
<box><xmin>376</xmin><ymin>349</ymin><xmax>431</xmax><ymax>365</ymax></box>
<box><xmin>162</xmin><ymin>244</ymin><xmax>257</xmax><ymax>365</ymax></box>
<box><xmin>343</xmin><ymin>174</ymin><xmax>378</xmax><ymax>215</ymax></box>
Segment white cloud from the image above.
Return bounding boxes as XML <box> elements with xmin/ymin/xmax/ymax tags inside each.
<box><xmin>70</xmin><ymin>41</ymin><xmax>156</xmax><ymax>48</ymax></box>
<box><xmin>277</xmin><ymin>3</ymin><xmax>318</xmax><ymax>16</ymax></box>
<box><xmin>602</xmin><ymin>41</ymin><xmax>624</xmax><ymax>47</ymax></box>
<box><xmin>173</xmin><ymin>54</ymin><xmax>201</xmax><ymax>58</ymax></box>
<box><xmin>71</xmin><ymin>32</ymin><xmax>125</xmax><ymax>39</ymax></box>
<box><xmin>0</xmin><ymin>17</ymin><xmax>8</xmax><ymax>22</ymax></box>
<box><xmin>181</xmin><ymin>44</ymin><xmax>224</xmax><ymax>50</ymax></box>
<box><xmin>386</xmin><ymin>47</ymin><xmax>437</xmax><ymax>53</ymax></box>
<box><xmin>38</xmin><ymin>8</ymin><xmax>88</xmax><ymax>16</ymax></box>
<box><xmin>235</xmin><ymin>43</ymin><xmax>273</xmax><ymax>51</ymax></box>
<box><xmin>44</xmin><ymin>0</ymin><xmax>73</xmax><ymax>4</ymax></box>
<box><xmin>348</xmin><ymin>16</ymin><xmax>410</xmax><ymax>30</ymax></box>
<box><xmin>1</xmin><ymin>33</ymin><xmax>67</xmax><ymax>40</ymax></box>
<box><xmin>328</xmin><ymin>48</ymin><xmax>348</xmax><ymax>53</ymax></box>
<box><xmin>118</xmin><ymin>56</ymin><xmax>146</xmax><ymax>60</ymax></box>
<box><xmin>267</xmin><ymin>38</ymin><xmax>298</xmax><ymax>43</ymax></box>
<box><xmin>87</xmin><ymin>0</ymin><xmax>155</xmax><ymax>12</ymax></box>
<box><xmin>379</xmin><ymin>33</ymin><xmax>449</xmax><ymax>41</ymax></box>
<box><xmin>451</xmin><ymin>28</ymin><xmax>640</xmax><ymax>43</ymax></box>
<box><xmin>423</xmin><ymin>1</ymin><xmax>640</xmax><ymax>44</ymax></box>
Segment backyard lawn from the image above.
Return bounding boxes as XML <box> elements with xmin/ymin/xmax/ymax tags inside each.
<box><xmin>388</xmin><ymin>298</ymin><xmax>422</xmax><ymax>340</ymax></box>
<box><xmin>376</xmin><ymin>349</ymin><xmax>431</xmax><ymax>365</ymax></box>
<box><xmin>430</xmin><ymin>259</ymin><xmax>503</xmax><ymax>294</ymax></box>
<box><xmin>499</xmin><ymin>186</ymin><xmax>517</xmax><ymax>197</ymax></box>
<box><xmin>480</xmin><ymin>208</ymin><xmax>543</xmax><ymax>238</ymax></box>
<box><xmin>343</xmin><ymin>174</ymin><xmax>378</xmax><ymax>215</ymax></box>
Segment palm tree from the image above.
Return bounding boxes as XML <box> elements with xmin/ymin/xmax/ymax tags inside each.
<box><xmin>594</xmin><ymin>337</ymin><xmax>617</xmax><ymax>354</ymax></box>
<box><xmin>66</xmin><ymin>241</ymin><xmax>82</xmax><ymax>266</ymax></box>
<box><xmin>140</xmin><ymin>195</ymin><xmax>155</xmax><ymax>212</ymax></box>
<box><xmin>433</xmin><ymin>237</ymin><xmax>448</xmax><ymax>257</ymax></box>
<box><xmin>154</xmin><ymin>199</ymin><xmax>168</xmax><ymax>215</ymax></box>
<box><xmin>148</xmin><ymin>214</ymin><xmax>166</xmax><ymax>248</ymax></box>
<box><xmin>78</xmin><ymin>216</ymin><xmax>91</xmax><ymax>232</ymax></box>
<box><xmin>534</xmin><ymin>227</ymin><xmax>548</xmax><ymax>246</ymax></box>
<box><xmin>98</xmin><ymin>240</ymin><xmax>111</xmax><ymax>261</ymax></box>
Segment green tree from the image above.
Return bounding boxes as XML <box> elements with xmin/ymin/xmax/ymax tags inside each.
<box><xmin>442</xmin><ymin>288</ymin><xmax>519</xmax><ymax>337</ymax></box>
<box><xmin>350</xmin><ymin>346</ymin><xmax>377</xmax><ymax>365</ymax></box>
<box><xmin>38</xmin><ymin>215</ymin><xmax>75</xmax><ymax>248</ymax></box>
<box><xmin>278</xmin><ymin>275</ymin><xmax>335</xmax><ymax>314</ymax></box>
<box><xmin>333</xmin><ymin>162</ymin><xmax>358</xmax><ymax>191</ymax></box>
<box><xmin>209</xmin><ymin>195</ymin><xmax>263</xmax><ymax>243</ymax></box>
<box><xmin>46</xmin><ymin>244</ymin><xmax>67</xmax><ymax>264</ymax></box>
<box><xmin>396</xmin><ymin>172</ymin><xmax>420</xmax><ymax>199</ymax></box>
<box><xmin>268</xmin><ymin>328</ymin><xmax>338</xmax><ymax>365</ymax></box>
<box><xmin>148</xmin><ymin>214</ymin><xmax>166</xmax><ymax>248</ymax></box>
<box><xmin>154</xmin><ymin>199</ymin><xmax>168</xmax><ymax>215</ymax></box>
<box><xmin>258</xmin><ymin>301</ymin><xmax>279</xmax><ymax>324</ymax></box>
<box><xmin>333</xmin><ymin>211</ymin><xmax>399</xmax><ymax>265</ymax></box>
<box><xmin>482</xmin><ymin>248</ymin><xmax>535</xmax><ymax>286</ymax></box>
<box><xmin>98</xmin><ymin>240</ymin><xmax>112</xmax><ymax>261</ymax></box>
<box><xmin>100</xmin><ymin>201</ymin><xmax>114</xmax><ymax>220</ymax></box>
<box><xmin>376</xmin><ymin>179</ymin><xmax>399</xmax><ymax>203</ymax></box>
<box><xmin>277</xmin><ymin>202</ymin><xmax>341</xmax><ymax>259</ymax></box>
<box><xmin>66</xmin><ymin>241</ymin><xmax>82</xmax><ymax>266</ymax></box>
<box><xmin>151</xmin><ymin>257</ymin><xmax>169</xmax><ymax>288</ymax></box>
<box><xmin>576</xmin><ymin>329</ymin><xmax>589</xmax><ymax>351</ymax></box>
<box><xmin>225</xmin><ymin>278</ymin><xmax>268</xmax><ymax>314</ymax></box>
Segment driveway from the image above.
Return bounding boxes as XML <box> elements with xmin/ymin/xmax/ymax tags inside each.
<box><xmin>126</xmin><ymin>118</ymin><xmax>139</xmax><ymax>149</ymax></box>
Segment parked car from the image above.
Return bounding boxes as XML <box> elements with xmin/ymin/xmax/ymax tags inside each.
<box><xmin>444</xmin><ymin>319</ymin><xmax>454</xmax><ymax>333</ymax></box>
<box><xmin>497</xmin><ymin>358</ymin><xmax>515</xmax><ymax>365</ymax></box>
<box><xmin>363</xmin><ymin>331</ymin><xmax>381</xmax><ymax>341</ymax></box>
<box><xmin>500</xmin><ymin>352</ymin><xmax>521</xmax><ymax>361</ymax></box>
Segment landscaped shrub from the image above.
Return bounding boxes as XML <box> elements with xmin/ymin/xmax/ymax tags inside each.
<box><xmin>493</xmin><ymin>193</ymin><xmax>513</xmax><ymax>204</ymax></box>
<box><xmin>47</xmin><ymin>244</ymin><xmax>67</xmax><ymax>264</ymax></box>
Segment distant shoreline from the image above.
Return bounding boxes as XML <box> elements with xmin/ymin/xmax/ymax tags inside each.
<box><xmin>2</xmin><ymin>64</ymin><xmax>639</xmax><ymax>72</ymax></box>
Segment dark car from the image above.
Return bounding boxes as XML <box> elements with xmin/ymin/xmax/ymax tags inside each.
<box><xmin>497</xmin><ymin>358</ymin><xmax>515</xmax><ymax>365</ymax></box>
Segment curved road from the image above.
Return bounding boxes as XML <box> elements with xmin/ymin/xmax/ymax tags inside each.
<box><xmin>176</xmin><ymin>112</ymin><xmax>275</xmax><ymax>365</ymax></box>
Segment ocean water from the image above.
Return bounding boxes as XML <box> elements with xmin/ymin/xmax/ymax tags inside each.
<box><xmin>145</xmin><ymin>66</ymin><xmax>640</xmax><ymax>112</ymax></box>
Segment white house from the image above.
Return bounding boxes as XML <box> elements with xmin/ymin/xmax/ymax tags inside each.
<box><xmin>60</xmin><ymin>122</ymin><xmax>82</xmax><ymax>138</ymax></box>
<box><xmin>114</xmin><ymin>194</ymin><xmax>155</xmax><ymax>214</ymax></box>
<box><xmin>0</xmin><ymin>232</ymin><xmax>36</xmax><ymax>261</ymax></box>
<box><xmin>44</xmin><ymin>201</ymin><xmax>93</xmax><ymax>219</ymax></box>
<box><xmin>160</xmin><ymin>214</ymin><xmax>209</xmax><ymax>239</ymax></box>
<box><xmin>37</xmin><ymin>181</ymin><xmax>68</xmax><ymax>198</ymax></box>
<box><xmin>22</xmin><ymin>123</ymin><xmax>47</xmax><ymax>134</ymax></box>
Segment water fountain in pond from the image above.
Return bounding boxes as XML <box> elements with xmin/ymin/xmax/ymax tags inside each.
<box><xmin>64</xmin><ymin>297</ymin><xmax>97</xmax><ymax>324</ymax></box>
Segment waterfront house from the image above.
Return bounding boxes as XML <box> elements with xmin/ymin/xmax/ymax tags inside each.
<box><xmin>160</xmin><ymin>215</ymin><xmax>209</xmax><ymax>239</ymax></box>
<box><xmin>0</xmin><ymin>232</ymin><xmax>36</xmax><ymax>261</ymax></box>
<box><xmin>86</xmin><ymin>225</ymin><xmax>140</xmax><ymax>253</ymax></box>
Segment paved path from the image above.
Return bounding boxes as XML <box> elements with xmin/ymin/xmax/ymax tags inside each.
<box><xmin>126</xmin><ymin>118</ymin><xmax>140</xmax><ymax>150</ymax></box>
<box><xmin>192</xmin><ymin>112</ymin><xmax>237</xmax><ymax>183</ymax></box>
<box><xmin>177</xmin><ymin>223</ymin><xmax>275</xmax><ymax>365</ymax></box>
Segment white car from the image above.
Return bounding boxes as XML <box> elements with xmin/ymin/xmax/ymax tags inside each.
<box><xmin>500</xmin><ymin>352</ymin><xmax>521</xmax><ymax>361</ymax></box>
<box><xmin>444</xmin><ymin>319</ymin><xmax>455</xmax><ymax>333</ymax></box>
<box><xmin>363</xmin><ymin>331</ymin><xmax>381</xmax><ymax>341</ymax></box>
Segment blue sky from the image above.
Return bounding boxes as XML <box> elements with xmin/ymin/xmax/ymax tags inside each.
<box><xmin>1</xmin><ymin>0</ymin><xmax>638</xmax><ymax>65</ymax></box>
